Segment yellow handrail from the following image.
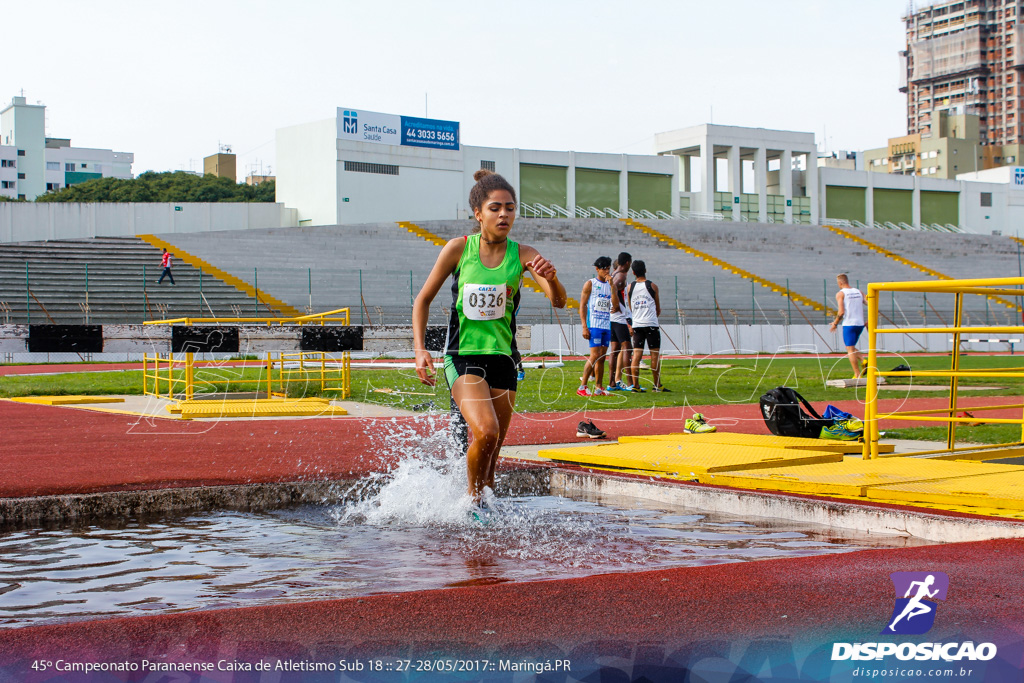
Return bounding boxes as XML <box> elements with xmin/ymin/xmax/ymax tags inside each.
<box><xmin>624</xmin><ymin>218</ymin><xmax>835</xmax><ymax>315</ymax></box>
<box><xmin>137</xmin><ymin>234</ymin><xmax>303</xmax><ymax>317</ymax></box>
<box><xmin>863</xmin><ymin>277</ymin><xmax>1024</xmax><ymax>460</ymax></box>
<box><xmin>826</xmin><ymin>225</ymin><xmax>1021</xmax><ymax>312</ymax></box>
<box><xmin>143</xmin><ymin>308</ymin><xmax>350</xmax><ymax>326</ymax></box>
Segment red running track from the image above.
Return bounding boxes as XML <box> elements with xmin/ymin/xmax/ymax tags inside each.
<box><xmin>0</xmin><ymin>537</ymin><xmax>1022</xmax><ymax>671</ymax></box>
<box><xmin>2</xmin><ymin>395</ymin><xmax>1021</xmax><ymax>498</ymax></box>
<box><xmin>4</xmin><ymin>396</ymin><xmax>1024</xmax><ymax>680</ymax></box>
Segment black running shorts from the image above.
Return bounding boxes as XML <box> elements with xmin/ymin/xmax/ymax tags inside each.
<box><xmin>610</xmin><ymin>321</ymin><xmax>632</xmax><ymax>344</ymax></box>
<box><xmin>631</xmin><ymin>326</ymin><xmax>661</xmax><ymax>351</ymax></box>
<box><xmin>443</xmin><ymin>354</ymin><xmax>518</xmax><ymax>392</ymax></box>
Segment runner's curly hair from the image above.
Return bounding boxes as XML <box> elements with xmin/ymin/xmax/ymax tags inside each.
<box><xmin>469</xmin><ymin>169</ymin><xmax>517</xmax><ymax>213</ymax></box>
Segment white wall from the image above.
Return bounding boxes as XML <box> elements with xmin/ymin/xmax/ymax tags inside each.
<box><xmin>528</xmin><ymin>324</ymin><xmax>959</xmax><ymax>356</ymax></box>
<box><xmin>335</xmin><ymin>138</ymin><xmax>463</xmax><ymax>224</ymax></box>
<box><xmin>0</xmin><ymin>323</ymin><xmax>972</xmax><ymax>364</ymax></box>
<box><xmin>0</xmin><ymin>202</ymin><xmax>298</xmax><ymax>243</ymax></box>
<box><xmin>275</xmin><ymin>118</ymin><xmax>338</xmax><ymax>226</ymax></box>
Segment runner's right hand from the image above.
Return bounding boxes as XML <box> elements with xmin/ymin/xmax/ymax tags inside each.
<box><xmin>415</xmin><ymin>349</ymin><xmax>436</xmax><ymax>386</ymax></box>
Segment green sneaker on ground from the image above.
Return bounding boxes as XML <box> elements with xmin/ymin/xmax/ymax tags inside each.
<box><xmin>684</xmin><ymin>413</ymin><xmax>716</xmax><ymax>434</ymax></box>
<box><xmin>820</xmin><ymin>422</ymin><xmax>862</xmax><ymax>441</ymax></box>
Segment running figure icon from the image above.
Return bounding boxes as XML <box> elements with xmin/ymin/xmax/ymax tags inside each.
<box><xmin>888</xmin><ymin>574</ymin><xmax>939</xmax><ymax>632</ymax></box>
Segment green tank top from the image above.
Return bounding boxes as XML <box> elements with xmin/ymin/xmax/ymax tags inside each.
<box><xmin>445</xmin><ymin>234</ymin><xmax>523</xmax><ymax>356</ymax></box>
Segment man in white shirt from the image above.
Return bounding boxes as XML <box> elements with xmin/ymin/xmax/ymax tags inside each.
<box><xmin>829</xmin><ymin>273</ymin><xmax>866</xmax><ymax>378</ymax></box>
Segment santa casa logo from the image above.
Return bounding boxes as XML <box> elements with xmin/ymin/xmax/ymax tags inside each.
<box><xmin>883</xmin><ymin>572</ymin><xmax>948</xmax><ymax>635</ymax></box>
<box><xmin>343</xmin><ymin>110</ymin><xmax>358</xmax><ymax>134</ymax></box>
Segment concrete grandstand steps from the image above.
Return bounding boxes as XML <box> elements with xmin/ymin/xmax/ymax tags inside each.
<box><xmin>0</xmin><ymin>236</ymin><xmax>268</xmax><ymax>324</ymax></box>
<box><xmin>34</xmin><ymin>218</ymin><xmax>1006</xmax><ymax>326</ymax></box>
<box><xmin>156</xmin><ymin>223</ymin><xmax>445</xmax><ymax>324</ymax></box>
<box><xmin>639</xmin><ymin>219</ymin><xmax>1007</xmax><ymax>317</ymax></box>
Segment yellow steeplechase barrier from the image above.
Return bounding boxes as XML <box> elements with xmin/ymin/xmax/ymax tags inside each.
<box><xmin>536</xmin><ymin>441</ymin><xmax>843</xmax><ymax>481</ymax></box>
<box><xmin>10</xmin><ymin>396</ymin><xmax>125</xmax><ymax>406</ymax></box>
<box><xmin>136</xmin><ymin>234</ymin><xmax>303</xmax><ymax>318</ymax></box>
<box><xmin>142</xmin><ymin>308</ymin><xmax>352</xmax><ymax>415</ymax></box>
<box><xmin>704</xmin><ymin>457</ymin><xmax>1024</xmax><ymax>498</ymax></box>
<box><xmin>863</xmin><ymin>277</ymin><xmax>1024</xmax><ymax>460</ymax></box>
<box><xmin>143</xmin><ymin>353</ymin><xmax>192</xmax><ymax>399</ymax></box>
<box><xmin>397</xmin><ymin>220</ymin><xmax>580</xmax><ymax>309</ymax></box>
<box><xmin>625</xmin><ymin>218</ymin><xmax>834</xmax><ymax>316</ymax></box>
<box><xmin>826</xmin><ymin>225</ymin><xmax>1021</xmax><ymax>313</ymax></box>
<box><xmin>617</xmin><ymin>432</ymin><xmax>895</xmax><ymax>454</ymax></box>
<box><xmin>277</xmin><ymin>351</ymin><xmax>352</xmax><ymax>399</ymax></box>
<box><xmin>169</xmin><ymin>398</ymin><xmax>347</xmax><ymax>419</ymax></box>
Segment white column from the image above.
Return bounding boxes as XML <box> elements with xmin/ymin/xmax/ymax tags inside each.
<box><xmin>512</xmin><ymin>148</ymin><xmax>521</xmax><ymax>202</ymax></box>
<box><xmin>806</xmin><ymin>150</ymin><xmax>819</xmax><ymax>224</ymax></box>
<box><xmin>781</xmin><ymin>149</ymin><xmax>793</xmax><ymax>223</ymax></box>
<box><xmin>728</xmin><ymin>145</ymin><xmax>741</xmax><ymax>221</ymax></box>
<box><xmin>756</xmin><ymin>147</ymin><xmax>768</xmax><ymax>223</ymax></box>
<box><xmin>958</xmin><ymin>180</ymin><xmax>968</xmax><ymax>229</ymax></box>
<box><xmin>619</xmin><ymin>154</ymin><xmax>629</xmax><ymax>216</ymax></box>
<box><xmin>567</xmin><ymin>151</ymin><xmax>576</xmax><ymax>216</ymax></box>
<box><xmin>700</xmin><ymin>141</ymin><xmax>714</xmax><ymax>213</ymax></box>
<box><xmin>866</xmin><ymin>168</ymin><xmax>875</xmax><ymax>228</ymax></box>
<box><xmin>912</xmin><ymin>174</ymin><xmax>921</xmax><ymax>228</ymax></box>
<box><xmin>670</xmin><ymin>158</ymin><xmax>681</xmax><ymax>216</ymax></box>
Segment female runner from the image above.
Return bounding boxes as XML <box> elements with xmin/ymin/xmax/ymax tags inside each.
<box><xmin>413</xmin><ymin>170</ymin><xmax>566</xmax><ymax>512</ymax></box>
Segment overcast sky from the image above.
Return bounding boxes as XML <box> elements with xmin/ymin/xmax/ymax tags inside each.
<box><xmin>3</xmin><ymin>0</ymin><xmax>909</xmax><ymax>178</ymax></box>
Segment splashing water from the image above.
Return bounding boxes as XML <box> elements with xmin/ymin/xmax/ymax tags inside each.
<box><xmin>340</xmin><ymin>411</ymin><xmax>483</xmax><ymax>526</ymax></box>
<box><xmin>338</xmin><ymin>411</ymin><xmax>658</xmax><ymax>568</ymax></box>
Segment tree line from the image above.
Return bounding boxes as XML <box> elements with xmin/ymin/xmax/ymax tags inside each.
<box><xmin>6</xmin><ymin>171</ymin><xmax>276</xmax><ymax>203</ymax></box>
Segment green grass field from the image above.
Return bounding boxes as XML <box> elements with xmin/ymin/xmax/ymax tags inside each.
<box><xmin>3</xmin><ymin>353</ymin><xmax>1022</xmax><ymax>443</ymax></box>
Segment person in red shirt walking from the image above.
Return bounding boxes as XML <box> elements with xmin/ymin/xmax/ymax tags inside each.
<box><xmin>157</xmin><ymin>248</ymin><xmax>175</xmax><ymax>285</ymax></box>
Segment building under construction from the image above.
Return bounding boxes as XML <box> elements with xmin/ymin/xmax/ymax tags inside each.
<box><xmin>902</xmin><ymin>0</ymin><xmax>1023</xmax><ymax>147</ymax></box>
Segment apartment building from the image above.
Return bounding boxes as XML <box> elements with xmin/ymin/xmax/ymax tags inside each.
<box><xmin>902</xmin><ymin>0</ymin><xmax>1023</xmax><ymax>146</ymax></box>
<box><xmin>0</xmin><ymin>96</ymin><xmax>133</xmax><ymax>200</ymax></box>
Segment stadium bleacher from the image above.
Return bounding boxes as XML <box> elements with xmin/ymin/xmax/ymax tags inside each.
<box><xmin>1</xmin><ymin>220</ymin><xmax>1019</xmax><ymax>325</ymax></box>
<box><xmin>0</xmin><ymin>236</ymin><xmax>262</xmax><ymax>324</ymax></box>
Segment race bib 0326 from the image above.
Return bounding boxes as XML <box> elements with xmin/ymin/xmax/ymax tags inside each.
<box><xmin>463</xmin><ymin>283</ymin><xmax>506</xmax><ymax>320</ymax></box>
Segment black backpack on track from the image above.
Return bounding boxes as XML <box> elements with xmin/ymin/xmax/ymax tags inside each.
<box><xmin>759</xmin><ymin>386</ymin><xmax>833</xmax><ymax>439</ymax></box>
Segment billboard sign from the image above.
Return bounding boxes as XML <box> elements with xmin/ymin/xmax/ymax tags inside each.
<box><xmin>338</xmin><ymin>108</ymin><xmax>459</xmax><ymax>150</ymax></box>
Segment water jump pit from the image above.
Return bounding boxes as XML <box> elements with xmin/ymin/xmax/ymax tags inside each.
<box><xmin>0</xmin><ymin>424</ymin><xmax>946</xmax><ymax>631</ymax></box>
<box><xmin>4</xmin><ymin>425</ymin><xmax>1024</xmax><ymax>682</ymax></box>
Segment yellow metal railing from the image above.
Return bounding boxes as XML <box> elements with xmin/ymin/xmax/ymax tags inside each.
<box><xmin>277</xmin><ymin>351</ymin><xmax>351</xmax><ymax>399</ymax></box>
<box><xmin>142</xmin><ymin>308</ymin><xmax>352</xmax><ymax>401</ymax></box>
<box><xmin>143</xmin><ymin>351</ymin><xmax>351</xmax><ymax>401</ymax></box>
<box><xmin>863</xmin><ymin>276</ymin><xmax>1024</xmax><ymax>459</ymax></box>
<box><xmin>143</xmin><ymin>307</ymin><xmax>351</xmax><ymax>327</ymax></box>
<box><xmin>625</xmin><ymin>218</ymin><xmax>835</xmax><ymax>316</ymax></box>
<box><xmin>143</xmin><ymin>353</ymin><xmax>191</xmax><ymax>399</ymax></box>
<box><xmin>827</xmin><ymin>225</ymin><xmax>1022</xmax><ymax>313</ymax></box>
